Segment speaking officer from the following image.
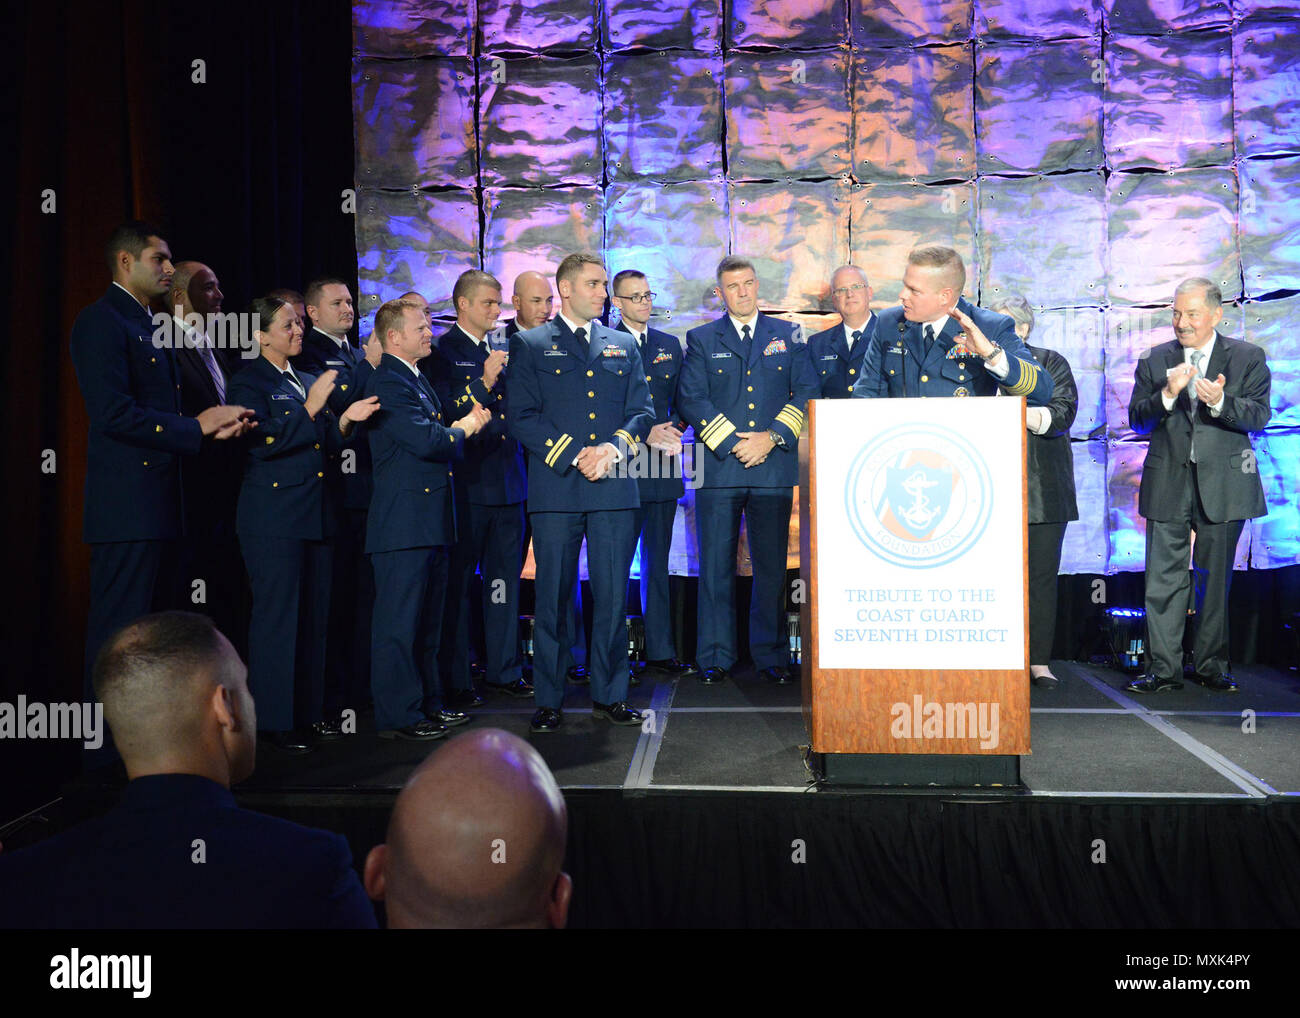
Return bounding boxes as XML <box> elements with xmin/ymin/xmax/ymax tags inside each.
<box><xmin>1127</xmin><ymin>278</ymin><xmax>1271</xmax><ymax>694</ymax></box>
<box><xmin>808</xmin><ymin>265</ymin><xmax>877</xmax><ymax>398</ymax></box>
<box><xmin>507</xmin><ymin>253</ymin><xmax>654</xmax><ymax>733</ymax></box>
<box><xmin>611</xmin><ymin>269</ymin><xmax>692</xmax><ymax>677</ymax></box>
<box><xmin>70</xmin><ymin>222</ymin><xmax>252</xmax><ymax>706</ymax></box>
<box><xmin>229</xmin><ymin>296</ymin><xmax>379</xmax><ymax>754</ymax></box>
<box><xmin>424</xmin><ymin>270</ymin><xmax>533</xmax><ymax>704</ymax></box>
<box><xmin>679</xmin><ymin>256</ymin><xmax>820</xmax><ymax>686</ymax></box>
<box><xmin>367</xmin><ymin>299</ymin><xmax>492</xmax><ymax>741</ymax></box>
<box><xmin>851</xmin><ymin>245</ymin><xmax>1053</xmax><ymax>405</ymax></box>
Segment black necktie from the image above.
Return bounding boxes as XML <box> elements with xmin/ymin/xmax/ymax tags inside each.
<box><xmin>850</xmin><ymin>329</ymin><xmax>862</xmax><ymax>352</ymax></box>
<box><xmin>638</xmin><ymin>332</ymin><xmax>646</xmax><ymax>355</ymax></box>
<box><xmin>575</xmin><ymin>327</ymin><xmax>588</xmax><ymax>357</ymax></box>
<box><xmin>924</xmin><ymin>325</ymin><xmax>935</xmax><ymax>348</ymax></box>
<box><xmin>741</xmin><ymin>324</ymin><xmax>752</xmax><ymax>354</ymax></box>
<box><xmin>285</xmin><ymin>369</ymin><xmax>306</xmax><ymax>401</ymax></box>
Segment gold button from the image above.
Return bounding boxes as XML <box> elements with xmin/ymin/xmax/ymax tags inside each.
<box><xmin>448</xmin><ymin>470</ymin><xmax>453</xmax><ymax>477</ymax></box>
<box><xmin>746</xmin><ymin>370</ymin><xmax>751</xmax><ymax>376</ymax></box>
<box><xmin>555</xmin><ymin>369</ymin><xmax>561</xmax><ymax>375</ymax></box>
<box><xmin>150</xmin><ymin>357</ymin><xmax>156</xmax><ymax>363</ymax></box>
<box><xmin>285</xmin><ymin>410</ymin><xmax>290</xmax><ymax>415</ymax></box>
<box><xmin>142</xmin><ymin>460</ymin><xmax>149</xmax><ymax>466</ymax></box>
<box><xmin>588</xmin><ymin>391</ymin><xmax>595</xmax><ymax>397</ymax></box>
<box><xmin>265</xmin><ymin>436</ymin><xmax>275</xmax><ymax>445</ymax></box>
<box><xmin>425</xmin><ymin>487</ymin><xmax>430</xmax><ymax>493</ymax></box>
<box><xmin>920</xmin><ymin>374</ymin><xmax>929</xmax><ymax>382</ymax></box>
<box><xmin>341</xmin><ymin>385</ymin><xmax>348</xmax><ymax>391</ymax></box>
<box><xmin>545</xmin><ymin>439</ymin><xmax>553</xmax><ymax>446</ymax></box>
<box><xmin>272</xmin><ymin>481</ymin><xmax>278</xmax><ymax>488</ymax></box>
<box><xmin>847</xmin><ymin>386</ymin><xmax>853</xmax><ymax>392</ymax></box>
<box><xmin>958</xmin><ymin>375</ymin><xmax>965</xmax><ymax>381</ymax></box>
<box><xmin>154</xmin><ymin>424</ymin><xmax>163</xmax><ymax>433</ymax></box>
<box><xmin>748</xmin><ymin>420</ymin><xmax>756</xmax><ymax>426</ymax></box>
<box><xmin>589</xmin><ymin>433</ymin><xmax>596</xmax><ymax>440</ymax></box>
<box><xmin>777</xmin><ymin>366</ymin><xmax>783</xmax><ymax>371</ymax></box>
<box><xmin>589</xmin><ymin>412</ymin><xmax>596</xmax><ymax>419</ymax></box>
<box><xmin>313</xmin><ymin>443</ymin><xmax>320</xmax><ymax>450</ymax></box>
<box><xmin>959</xmin><ymin>362</ymin><xmax>966</xmax><ymax>369</ymax></box>
<box><xmin>586</xmin><ymin>370</ymin><xmax>594</xmax><ymax>377</ymax></box>
<box><xmin>317</xmin><ymin>471</ymin><xmax>323</xmax><ymax>477</ymax></box>
<box><xmin>747</xmin><ymin>386</ymin><xmax>753</xmax><ymax>391</ymax></box>
<box><xmin>748</xmin><ymin>403</ymin><xmax>755</xmax><ymax>409</ymax></box>
<box><xmin>889</xmin><ymin>369</ymin><xmax>895</xmax><ymax>375</ymax></box>
<box><xmin>646</xmin><ymin>375</ymin><xmax>651</xmax><ymax>381</ymax></box>
<box><xmin>849</xmin><ymin>368</ymin><xmax>856</xmax><ymax>375</ymax></box>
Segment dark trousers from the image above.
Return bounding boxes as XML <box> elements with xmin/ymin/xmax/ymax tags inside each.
<box><xmin>240</xmin><ymin>535</ymin><xmax>332</xmax><ymax>732</ymax></box>
<box><xmin>1144</xmin><ymin>466</ymin><xmax>1243</xmax><ymax>679</ymax></box>
<box><xmin>324</xmin><ymin>508</ymin><xmax>371</xmax><ymax>716</ymax></box>
<box><xmin>85</xmin><ymin>540</ymin><xmax>181</xmax><ymax>699</ymax></box>
<box><xmin>530</xmin><ymin>510</ymin><xmax>637</xmax><ymax>710</ymax></box>
<box><xmin>695</xmin><ymin>486</ymin><xmax>793</xmax><ymax>671</ymax></box>
<box><xmin>180</xmin><ymin>529</ymin><xmax>246</xmax><ymax>659</ymax></box>
<box><xmin>1027</xmin><ymin>522</ymin><xmax>1068</xmax><ymax>664</ymax></box>
<box><xmin>634</xmin><ymin>498</ymin><xmax>679</xmax><ymax>660</ymax></box>
<box><xmin>371</xmin><ymin>546</ymin><xmax>449</xmax><ymax>730</ymax></box>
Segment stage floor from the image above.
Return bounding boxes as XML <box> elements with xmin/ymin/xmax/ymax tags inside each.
<box><xmin>240</xmin><ymin>660</ymin><xmax>1300</xmax><ymax>800</ymax></box>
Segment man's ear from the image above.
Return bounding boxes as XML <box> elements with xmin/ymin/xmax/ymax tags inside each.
<box><xmin>211</xmin><ymin>682</ymin><xmax>236</xmax><ymax>731</ymax></box>
<box><xmin>363</xmin><ymin>844</ymin><xmax>387</xmax><ymax>902</ymax></box>
<box><xmin>548</xmin><ymin>871</ymin><xmax>572</xmax><ymax>930</ymax></box>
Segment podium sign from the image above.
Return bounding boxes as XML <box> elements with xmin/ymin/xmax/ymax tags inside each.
<box><xmin>800</xmin><ymin>397</ymin><xmax>1031</xmax><ymax>757</ymax></box>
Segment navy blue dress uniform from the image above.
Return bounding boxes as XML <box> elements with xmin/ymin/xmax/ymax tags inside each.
<box><xmin>678</xmin><ymin>313</ymin><xmax>820</xmax><ymax>676</ymax></box>
<box><xmin>851</xmin><ymin>296</ymin><xmax>1054</xmax><ymax>404</ymax></box>
<box><xmin>424</xmin><ymin>325</ymin><xmax>529</xmax><ymax>695</ymax></box>
<box><xmin>0</xmin><ymin>774</ymin><xmax>376</xmax><ymax>929</ymax></box>
<box><xmin>616</xmin><ymin>320</ymin><xmax>686</xmax><ymax>663</ymax></box>
<box><xmin>70</xmin><ymin>284</ymin><xmax>204</xmax><ymax>695</ymax></box>
<box><xmin>228</xmin><ymin>356</ymin><xmax>344</xmax><ymax>734</ymax></box>
<box><xmin>292</xmin><ymin>328</ymin><xmax>373</xmax><ymax>717</ymax></box>
<box><xmin>807</xmin><ymin>315</ymin><xmax>877</xmax><ymax>398</ymax></box>
<box><xmin>366</xmin><ymin>352</ymin><xmax>467</xmax><ymax>731</ymax></box>
<box><xmin>506</xmin><ymin>318</ymin><xmax>653</xmax><ymax>711</ymax></box>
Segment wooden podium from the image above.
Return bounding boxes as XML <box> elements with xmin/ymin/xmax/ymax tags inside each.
<box><xmin>799</xmin><ymin>397</ymin><xmax>1030</xmax><ymax>786</ymax></box>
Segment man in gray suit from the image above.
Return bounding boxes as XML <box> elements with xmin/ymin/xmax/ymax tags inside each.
<box><xmin>1127</xmin><ymin>278</ymin><xmax>1271</xmax><ymax>693</ymax></box>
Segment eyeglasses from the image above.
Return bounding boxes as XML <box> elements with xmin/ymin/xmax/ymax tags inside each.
<box><xmin>615</xmin><ymin>291</ymin><xmax>656</xmax><ymax>304</ymax></box>
<box><xmin>832</xmin><ymin>283</ymin><xmax>868</xmax><ymax>298</ymax></box>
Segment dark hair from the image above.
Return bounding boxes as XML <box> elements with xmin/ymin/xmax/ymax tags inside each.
<box><xmin>92</xmin><ymin>611</ymin><xmax>227</xmax><ymax>703</ymax></box>
<box><xmin>611</xmin><ymin>270</ymin><xmax>647</xmax><ymax>296</ymax></box>
<box><xmin>268</xmin><ymin>287</ymin><xmax>304</xmax><ymax>305</ymax></box>
<box><xmin>452</xmin><ymin>269</ymin><xmax>500</xmax><ymax>311</ymax></box>
<box><xmin>304</xmin><ymin>277</ymin><xmax>349</xmax><ymax>309</ymax></box>
<box><xmin>105</xmin><ymin>221</ymin><xmax>165</xmax><ymax>275</ymax></box>
<box><xmin>556</xmin><ymin>253</ymin><xmax>603</xmax><ymax>286</ymax></box>
<box><xmin>249</xmin><ymin>295</ymin><xmax>292</xmax><ymax>336</ymax></box>
<box><xmin>715</xmin><ymin>255</ymin><xmax>754</xmax><ymax>283</ymax></box>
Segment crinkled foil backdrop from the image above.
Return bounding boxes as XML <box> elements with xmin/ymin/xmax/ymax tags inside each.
<box><xmin>352</xmin><ymin>0</ymin><xmax>1300</xmax><ymax>576</ymax></box>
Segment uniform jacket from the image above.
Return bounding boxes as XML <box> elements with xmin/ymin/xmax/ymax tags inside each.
<box><xmin>506</xmin><ymin>318</ymin><xmax>653</xmax><ymax>513</ymax></box>
<box><xmin>293</xmin><ymin>327</ymin><xmax>371</xmax><ymax>511</ymax></box>
<box><xmin>422</xmin><ymin>324</ymin><xmax>527</xmax><ymax>506</ymax></box>
<box><xmin>365</xmin><ymin>353</ymin><xmax>465</xmax><ymax>552</ymax></box>
<box><xmin>69</xmin><ymin>284</ymin><xmax>203</xmax><ymax>543</ymax></box>
<box><xmin>1128</xmin><ymin>333</ymin><xmax>1270</xmax><ymax>523</ymax></box>
<box><xmin>615</xmin><ymin>319</ymin><xmax>686</xmax><ymax>503</ymax></box>
<box><xmin>678</xmin><ymin>313</ymin><xmax>819</xmax><ymax>489</ymax></box>
<box><xmin>852</xmin><ymin>297</ymin><xmax>1054</xmax><ymax>405</ymax></box>
<box><xmin>807</xmin><ymin>316</ymin><xmax>877</xmax><ymax>399</ymax></box>
<box><xmin>227</xmin><ymin>355</ymin><xmax>343</xmax><ymax>541</ymax></box>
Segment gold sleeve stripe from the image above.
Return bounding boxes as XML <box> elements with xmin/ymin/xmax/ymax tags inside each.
<box><xmin>774</xmin><ymin>406</ymin><xmax>804</xmax><ymax>432</ymax></box>
<box><xmin>545</xmin><ymin>433</ymin><xmax>573</xmax><ymax>468</ymax></box>
<box><xmin>464</xmin><ymin>384</ymin><xmax>482</xmax><ymax>407</ymax></box>
<box><xmin>1006</xmin><ymin>361</ymin><xmax>1039</xmax><ymax>397</ymax></box>
<box><xmin>614</xmin><ymin>429</ymin><xmax>638</xmax><ymax>447</ymax></box>
<box><xmin>699</xmin><ymin>413</ymin><xmax>731</xmax><ymax>444</ymax></box>
<box><xmin>701</xmin><ymin>417</ymin><xmax>736</xmax><ymax>450</ymax></box>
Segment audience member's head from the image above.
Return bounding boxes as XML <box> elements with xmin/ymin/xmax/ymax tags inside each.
<box><xmin>452</xmin><ymin>270</ymin><xmax>502</xmax><ymax>339</ymax></box>
<box><xmin>171</xmin><ymin>261</ymin><xmax>225</xmax><ymax>321</ymax></box>
<box><xmin>987</xmin><ymin>293</ymin><xmax>1035</xmax><ymax>341</ymax></box>
<box><xmin>511</xmin><ymin>270</ymin><xmax>555</xmax><ymax>330</ymax></box>
<box><xmin>398</xmin><ymin>290</ymin><xmax>434</xmax><ymax>327</ymax></box>
<box><xmin>92</xmin><ymin>612</ymin><xmax>256</xmax><ymax>787</ymax></box>
<box><xmin>105</xmin><ymin>221</ymin><xmax>173</xmax><ymax>304</ymax></box>
<box><xmin>375</xmin><ymin>297</ymin><xmax>430</xmax><ymax>363</ymax></box>
<box><xmin>364</xmin><ymin>729</ymin><xmax>570</xmax><ymax>929</ymax></box>
<box><xmin>268</xmin><ymin>287</ymin><xmax>306</xmax><ymax>329</ymax></box>
<box><xmin>304</xmin><ymin>277</ymin><xmax>355</xmax><ymax>336</ymax></box>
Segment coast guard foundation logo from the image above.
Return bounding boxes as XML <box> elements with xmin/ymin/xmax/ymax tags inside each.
<box><xmin>845</xmin><ymin>424</ymin><xmax>992</xmax><ymax>568</ymax></box>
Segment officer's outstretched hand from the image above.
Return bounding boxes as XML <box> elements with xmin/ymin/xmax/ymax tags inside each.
<box><xmin>950</xmin><ymin>308</ymin><xmax>996</xmax><ymax>360</ymax></box>
<box><xmin>453</xmin><ymin>404</ymin><xmax>492</xmax><ymax>437</ymax></box>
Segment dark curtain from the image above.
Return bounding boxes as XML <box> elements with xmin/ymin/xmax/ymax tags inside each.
<box><xmin>1</xmin><ymin>0</ymin><xmax>357</xmax><ymax>821</ymax></box>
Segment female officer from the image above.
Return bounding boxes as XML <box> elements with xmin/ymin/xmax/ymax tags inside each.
<box><xmin>229</xmin><ymin>295</ymin><xmax>379</xmax><ymax>752</ymax></box>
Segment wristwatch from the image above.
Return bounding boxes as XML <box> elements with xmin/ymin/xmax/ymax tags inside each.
<box><xmin>768</xmin><ymin>429</ymin><xmax>786</xmax><ymax>448</ymax></box>
<box><xmin>980</xmin><ymin>343</ymin><xmax>1003</xmax><ymax>363</ymax></box>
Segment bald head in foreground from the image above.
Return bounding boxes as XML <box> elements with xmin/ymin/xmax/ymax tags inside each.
<box><xmin>365</xmin><ymin>729</ymin><xmax>571</xmax><ymax>928</ymax></box>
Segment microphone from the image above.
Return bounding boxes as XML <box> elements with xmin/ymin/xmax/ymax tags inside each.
<box><xmin>897</xmin><ymin>320</ymin><xmax>908</xmax><ymax>398</ymax></box>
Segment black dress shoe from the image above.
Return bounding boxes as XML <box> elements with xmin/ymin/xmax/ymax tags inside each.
<box><xmin>592</xmin><ymin>701</ymin><xmax>643</xmax><ymax>726</ymax></box>
<box><xmin>1193</xmin><ymin>671</ymin><xmax>1239</xmax><ymax>692</ymax></box>
<box><xmin>486</xmin><ymin>677</ymin><xmax>535</xmax><ymax>698</ymax></box>
<box><xmin>432</xmin><ymin>709</ymin><xmax>472</xmax><ymax>727</ymax></box>
<box><xmin>567</xmin><ymin>665</ymin><xmax>590</xmax><ymax>685</ymax></box>
<box><xmin>1125</xmin><ymin>673</ymin><xmax>1184</xmax><ymax>693</ymax></box>
<box><xmin>646</xmin><ymin>657</ymin><xmax>695</xmax><ymax>675</ymax></box>
<box><xmin>261</xmin><ymin>729</ymin><xmax>314</xmax><ymax>754</ymax></box>
<box><xmin>378</xmin><ymin>720</ymin><xmax>449</xmax><ymax>741</ymax></box>
<box><xmin>445</xmin><ymin>688</ymin><xmax>486</xmax><ymax>710</ymax></box>
<box><xmin>530</xmin><ymin>707</ymin><xmax>562</xmax><ymax>733</ymax></box>
<box><xmin>759</xmin><ymin>665</ymin><xmax>795</xmax><ymax>685</ymax></box>
<box><xmin>1030</xmin><ymin>670</ymin><xmax>1060</xmax><ymax>689</ymax></box>
<box><xmin>309</xmin><ymin>719</ymin><xmax>344</xmax><ymax>740</ymax></box>
<box><xmin>699</xmin><ymin>666</ymin><xmax>728</xmax><ymax>684</ymax></box>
